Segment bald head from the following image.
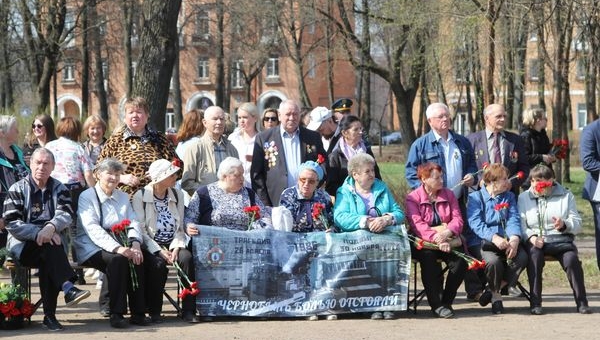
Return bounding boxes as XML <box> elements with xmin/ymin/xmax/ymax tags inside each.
<box><xmin>203</xmin><ymin>106</ymin><xmax>226</xmax><ymax>139</ymax></box>
<box><xmin>483</xmin><ymin>104</ymin><xmax>507</xmax><ymax>133</ymax></box>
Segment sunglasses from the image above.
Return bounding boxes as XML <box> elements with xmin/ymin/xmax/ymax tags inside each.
<box><xmin>32</xmin><ymin>124</ymin><xmax>44</xmax><ymax>129</ymax></box>
<box><xmin>263</xmin><ymin>116</ymin><xmax>278</xmax><ymax>122</ymax></box>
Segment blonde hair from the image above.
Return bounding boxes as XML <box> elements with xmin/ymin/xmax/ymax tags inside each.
<box><xmin>522</xmin><ymin>108</ymin><xmax>546</xmax><ymax>128</ymax></box>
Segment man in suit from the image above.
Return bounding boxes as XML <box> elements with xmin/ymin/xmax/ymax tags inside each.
<box><xmin>465</xmin><ymin>103</ymin><xmax>530</xmax><ymax>301</ymax></box>
<box><xmin>580</xmin><ymin>118</ymin><xmax>600</xmax><ymax>270</ymax></box>
<box><xmin>251</xmin><ymin>100</ymin><xmax>326</xmax><ymax>206</ymax></box>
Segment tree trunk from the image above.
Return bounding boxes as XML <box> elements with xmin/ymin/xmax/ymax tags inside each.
<box><xmin>133</xmin><ymin>0</ymin><xmax>182</xmax><ymax>131</ymax></box>
<box><xmin>215</xmin><ymin>0</ymin><xmax>225</xmax><ymax>108</ymax></box>
<box><xmin>81</xmin><ymin>1</ymin><xmax>90</xmax><ymax>118</ymax></box>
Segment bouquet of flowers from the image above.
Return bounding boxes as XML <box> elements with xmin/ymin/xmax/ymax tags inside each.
<box><xmin>110</xmin><ymin>219</ymin><xmax>139</xmax><ymax>290</ymax></box>
<box><xmin>172</xmin><ymin>260</ymin><xmax>200</xmax><ymax>300</ymax></box>
<box><xmin>311</xmin><ymin>202</ymin><xmax>330</xmax><ymax>231</ymax></box>
<box><xmin>407</xmin><ymin>235</ymin><xmax>485</xmax><ymax>270</ymax></box>
<box><xmin>508</xmin><ymin>171</ymin><xmax>526</xmax><ymax>182</ymax></box>
<box><xmin>550</xmin><ymin>139</ymin><xmax>568</xmax><ymax>159</ymax></box>
<box><xmin>0</xmin><ymin>283</ymin><xmax>35</xmax><ymax>329</ymax></box>
<box><xmin>243</xmin><ymin>206</ymin><xmax>261</xmax><ymax>231</ymax></box>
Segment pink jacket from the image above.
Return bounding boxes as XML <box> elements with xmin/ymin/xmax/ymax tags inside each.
<box><xmin>405</xmin><ymin>185</ymin><xmax>463</xmax><ymax>242</ymax></box>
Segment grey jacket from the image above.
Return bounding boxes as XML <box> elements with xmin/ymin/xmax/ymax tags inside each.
<box><xmin>3</xmin><ymin>176</ymin><xmax>72</xmax><ymax>258</ymax></box>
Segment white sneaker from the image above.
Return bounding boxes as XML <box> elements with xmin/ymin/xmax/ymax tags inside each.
<box><xmin>84</xmin><ymin>268</ymin><xmax>96</xmax><ymax>277</ymax></box>
<box><xmin>92</xmin><ymin>270</ymin><xmax>100</xmax><ymax>280</ymax></box>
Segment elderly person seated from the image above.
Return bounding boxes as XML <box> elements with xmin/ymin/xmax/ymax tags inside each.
<box><xmin>3</xmin><ymin>148</ymin><xmax>90</xmax><ymax>331</ymax></box>
<box><xmin>279</xmin><ymin>161</ymin><xmax>333</xmax><ymax>232</ymax></box>
<box><xmin>185</xmin><ymin>157</ymin><xmax>269</xmax><ymax>234</ymax></box>
<box><xmin>466</xmin><ymin>163</ymin><xmax>528</xmax><ymax>315</ymax></box>
<box><xmin>333</xmin><ymin>153</ymin><xmax>406</xmax><ymax>320</ymax></box>
<box><xmin>405</xmin><ymin>162</ymin><xmax>466</xmax><ymax>318</ymax></box>
<box><xmin>517</xmin><ymin>164</ymin><xmax>592</xmax><ymax>315</ymax></box>
<box><xmin>76</xmin><ymin>158</ymin><xmax>168</xmax><ymax>328</ymax></box>
<box><xmin>132</xmin><ymin>159</ymin><xmax>200</xmax><ymax>323</ymax></box>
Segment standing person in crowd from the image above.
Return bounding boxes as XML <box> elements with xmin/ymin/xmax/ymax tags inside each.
<box><xmin>45</xmin><ymin>116</ymin><xmax>96</xmax><ymax>285</ymax></box>
<box><xmin>228</xmin><ymin>102</ymin><xmax>260</xmax><ymax>186</ymax></box>
<box><xmin>326</xmin><ymin>115</ymin><xmax>380</xmax><ymax>197</ymax></box>
<box><xmin>181</xmin><ymin>106</ymin><xmax>238</xmax><ymax>196</ymax></box>
<box><xmin>333</xmin><ymin>153</ymin><xmax>406</xmax><ymax>320</ymax></box>
<box><xmin>466</xmin><ymin>103</ymin><xmax>529</xmax><ymax>299</ymax></box>
<box><xmin>132</xmin><ymin>159</ymin><xmax>199</xmax><ymax>323</ymax></box>
<box><xmin>279</xmin><ymin>161</ymin><xmax>333</xmax><ymax>233</ymax></box>
<box><xmin>520</xmin><ymin>108</ymin><xmax>556</xmax><ymax>169</ymax></box>
<box><xmin>76</xmin><ymin>158</ymin><xmax>167</xmax><ymax>328</ymax></box>
<box><xmin>175</xmin><ymin>109</ymin><xmax>205</xmax><ymax>160</ymax></box>
<box><xmin>98</xmin><ymin>96</ymin><xmax>179</xmax><ymax>197</ymax></box>
<box><xmin>306</xmin><ymin>106</ymin><xmax>340</xmax><ymax>154</ymax></box>
<box><xmin>0</xmin><ymin>115</ymin><xmax>30</xmax><ymax>287</ymax></box>
<box><xmin>518</xmin><ymin>164</ymin><xmax>592</xmax><ymax>315</ymax></box>
<box><xmin>581</xmin><ymin>117</ymin><xmax>600</xmax><ymax>271</ymax></box>
<box><xmin>81</xmin><ymin>115</ymin><xmax>108</xmax><ymax>166</ymax></box>
<box><xmin>261</xmin><ymin>108</ymin><xmax>280</xmax><ymax>130</ymax></box>
<box><xmin>466</xmin><ymin>163</ymin><xmax>528</xmax><ymax>314</ymax></box>
<box><xmin>405</xmin><ymin>162</ymin><xmax>467</xmax><ymax>318</ymax></box>
<box><xmin>3</xmin><ymin>148</ymin><xmax>91</xmax><ymax>331</ymax></box>
<box><xmin>331</xmin><ymin>98</ymin><xmax>353</xmax><ymax>123</ymax></box>
<box><xmin>23</xmin><ymin>114</ymin><xmax>57</xmax><ymax>166</ymax></box>
<box><xmin>251</xmin><ymin>99</ymin><xmax>326</xmax><ymax>207</ymax></box>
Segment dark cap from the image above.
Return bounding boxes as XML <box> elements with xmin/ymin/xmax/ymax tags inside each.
<box><xmin>332</xmin><ymin>98</ymin><xmax>353</xmax><ymax>112</ymax></box>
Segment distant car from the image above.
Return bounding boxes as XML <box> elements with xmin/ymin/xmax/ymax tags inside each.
<box><xmin>382</xmin><ymin>131</ymin><xmax>402</xmax><ymax>145</ymax></box>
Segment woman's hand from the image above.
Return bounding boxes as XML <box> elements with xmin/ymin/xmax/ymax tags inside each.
<box><xmin>170</xmin><ymin>247</ymin><xmax>180</xmax><ymax>263</ymax></box>
<box><xmin>552</xmin><ymin>216</ymin><xmax>566</xmax><ymax>231</ymax></box>
<box><xmin>129</xmin><ymin>242</ymin><xmax>143</xmax><ymax>265</ymax></box>
<box><xmin>543</xmin><ymin>154</ymin><xmax>557</xmax><ymax>164</ymax></box>
<box><xmin>433</xmin><ymin>227</ymin><xmax>453</xmax><ymax>244</ymax></box>
<box><xmin>492</xmin><ymin>234</ymin><xmax>509</xmax><ymax>250</ymax></box>
<box><xmin>159</xmin><ymin>249</ymin><xmax>173</xmax><ymax>264</ymax></box>
<box><xmin>187</xmin><ymin>223</ymin><xmax>199</xmax><ymax>236</ymax></box>
<box><xmin>121</xmin><ymin>173</ymin><xmax>140</xmax><ymax>187</ymax></box>
<box><xmin>117</xmin><ymin>246</ymin><xmax>133</xmax><ymax>258</ymax></box>
<box><xmin>438</xmin><ymin>241</ymin><xmax>451</xmax><ymax>253</ymax></box>
<box><xmin>366</xmin><ymin>217</ymin><xmax>387</xmax><ymax>233</ymax></box>
<box><xmin>531</xmin><ymin>236</ymin><xmax>544</xmax><ymax>249</ymax></box>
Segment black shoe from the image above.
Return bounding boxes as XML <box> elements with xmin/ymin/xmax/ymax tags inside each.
<box><xmin>43</xmin><ymin>315</ymin><xmax>64</xmax><ymax>331</ymax></box>
<box><xmin>64</xmin><ymin>287</ymin><xmax>91</xmax><ymax>307</ymax></box>
<box><xmin>579</xmin><ymin>305</ymin><xmax>593</xmax><ymax>314</ymax></box>
<box><xmin>182</xmin><ymin>311</ymin><xmax>201</xmax><ymax>323</ymax></box>
<box><xmin>491</xmin><ymin>300</ymin><xmax>504</xmax><ymax>314</ymax></box>
<box><xmin>530</xmin><ymin>306</ymin><xmax>543</xmax><ymax>315</ymax></box>
<box><xmin>100</xmin><ymin>308</ymin><xmax>111</xmax><ymax>318</ymax></box>
<box><xmin>110</xmin><ymin>314</ymin><xmax>128</xmax><ymax>328</ymax></box>
<box><xmin>478</xmin><ymin>290</ymin><xmax>492</xmax><ymax>307</ymax></box>
<box><xmin>130</xmin><ymin>314</ymin><xmax>150</xmax><ymax>326</ymax></box>
<box><xmin>150</xmin><ymin>313</ymin><xmax>163</xmax><ymax>324</ymax></box>
<box><xmin>466</xmin><ymin>292</ymin><xmax>481</xmax><ymax>302</ymax></box>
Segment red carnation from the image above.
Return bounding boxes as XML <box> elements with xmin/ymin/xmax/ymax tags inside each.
<box><xmin>316</xmin><ymin>154</ymin><xmax>326</xmax><ymax>164</ymax></box>
<box><xmin>494</xmin><ymin>202</ymin><xmax>509</xmax><ymax>211</ymax></box>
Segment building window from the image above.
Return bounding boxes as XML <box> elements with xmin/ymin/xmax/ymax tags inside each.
<box><xmin>166</xmin><ymin>109</ymin><xmax>175</xmax><ymax>130</ymax></box>
<box><xmin>62</xmin><ymin>63</ymin><xmax>75</xmax><ymax>83</ymax></box>
<box><xmin>197</xmin><ymin>57</ymin><xmax>209</xmax><ymax>81</ymax></box>
<box><xmin>195</xmin><ymin>10</ymin><xmax>210</xmax><ymax>38</ymax></box>
<box><xmin>578</xmin><ymin>103</ymin><xmax>587</xmax><ymax>129</ymax></box>
<box><xmin>307</xmin><ymin>54</ymin><xmax>316</xmax><ymax>78</ymax></box>
<box><xmin>231</xmin><ymin>60</ymin><xmax>244</xmax><ymax>89</ymax></box>
<box><xmin>64</xmin><ymin>12</ymin><xmax>76</xmax><ymax>48</ymax></box>
<box><xmin>576</xmin><ymin>58</ymin><xmax>586</xmax><ymax>80</ymax></box>
<box><xmin>528</xmin><ymin>58</ymin><xmax>540</xmax><ymax>82</ymax></box>
<box><xmin>266</xmin><ymin>56</ymin><xmax>279</xmax><ymax>79</ymax></box>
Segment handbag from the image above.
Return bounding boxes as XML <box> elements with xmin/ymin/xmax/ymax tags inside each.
<box><xmin>481</xmin><ymin>239</ymin><xmax>502</xmax><ymax>252</ymax></box>
<box><xmin>542</xmin><ymin>241</ymin><xmax>577</xmax><ymax>256</ymax></box>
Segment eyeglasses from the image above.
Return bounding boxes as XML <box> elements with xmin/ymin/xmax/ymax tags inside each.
<box><xmin>263</xmin><ymin>117</ymin><xmax>278</xmax><ymax>122</ymax></box>
<box><xmin>298</xmin><ymin>177</ymin><xmax>317</xmax><ymax>185</ymax></box>
<box><xmin>32</xmin><ymin>124</ymin><xmax>44</xmax><ymax>129</ymax></box>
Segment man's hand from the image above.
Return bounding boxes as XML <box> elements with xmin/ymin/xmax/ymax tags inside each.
<box><xmin>462</xmin><ymin>173</ymin><xmax>475</xmax><ymax>187</ymax></box>
<box><xmin>36</xmin><ymin>224</ymin><xmax>55</xmax><ymax>246</ymax></box>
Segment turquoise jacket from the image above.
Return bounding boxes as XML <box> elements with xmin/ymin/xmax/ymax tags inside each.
<box><xmin>334</xmin><ymin>176</ymin><xmax>404</xmax><ymax>232</ymax></box>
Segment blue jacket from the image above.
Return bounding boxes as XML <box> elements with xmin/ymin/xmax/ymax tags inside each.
<box><xmin>465</xmin><ymin>186</ymin><xmax>522</xmax><ymax>247</ymax></box>
<box><xmin>405</xmin><ymin>130</ymin><xmax>477</xmax><ymax>190</ymax></box>
<box><xmin>334</xmin><ymin>176</ymin><xmax>404</xmax><ymax>232</ymax></box>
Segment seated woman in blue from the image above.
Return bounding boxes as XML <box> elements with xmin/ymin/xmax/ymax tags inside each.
<box><xmin>333</xmin><ymin>153</ymin><xmax>405</xmax><ymax>320</ymax></box>
<box><xmin>279</xmin><ymin>161</ymin><xmax>333</xmax><ymax>232</ymax></box>
<box><xmin>467</xmin><ymin>163</ymin><xmax>527</xmax><ymax>315</ymax></box>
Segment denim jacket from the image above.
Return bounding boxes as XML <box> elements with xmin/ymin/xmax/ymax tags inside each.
<box><xmin>405</xmin><ymin>130</ymin><xmax>477</xmax><ymax>190</ymax></box>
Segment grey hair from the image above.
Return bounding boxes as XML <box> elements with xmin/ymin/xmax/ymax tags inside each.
<box><xmin>95</xmin><ymin>158</ymin><xmax>126</xmax><ymax>174</ymax></box>
<box><xmin>217</xmin><ymin>157</ymin><xmax>243</xmax><ymax>180</ymax></box>
<box><xmin>425</xmin><ymin>103</ymin><xmax>449</xmax><ymax>119</ymax></box>
<box><xmin>347</xmin><ymin>153</ymin><xmax>376</xmax><ymax>174</ymax></box>
<box><xmin>0</xmin><ymin>115</ymin><xmax>16</xmax><ymax>134</ymax></box>
<box><xmin>31</xmin><ymin>147</ymin><xmax>55</xmax><ymax>164</ymax></box>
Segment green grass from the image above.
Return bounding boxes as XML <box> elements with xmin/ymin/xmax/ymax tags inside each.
<box><xmin>379</xmin><ymin>162</ymin><xmax>594</xmax><ymax>237</ymax></box>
